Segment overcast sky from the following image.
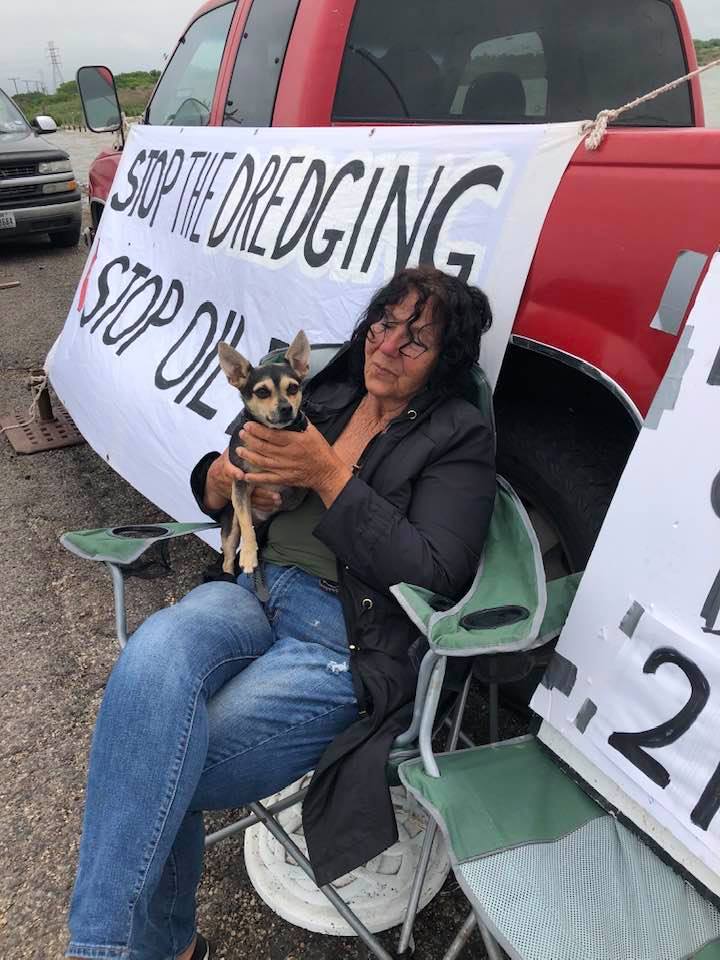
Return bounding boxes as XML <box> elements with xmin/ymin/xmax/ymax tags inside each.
<box><xmin>2</xmin><ymin>0</ymin><xmax>719</xmax><ymax>94</ymax></box>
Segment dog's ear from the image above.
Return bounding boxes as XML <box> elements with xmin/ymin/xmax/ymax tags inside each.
<box><xmin>218</xmin><ymin>342</ymin><xmax>252</xmax><ymax>389</ymax></box>
<box><xmin>285</xmin><ymin>330</ymin><xmax>311</xmax><ymax>381</ymax></box>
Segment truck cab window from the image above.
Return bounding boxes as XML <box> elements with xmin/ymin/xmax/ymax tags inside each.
<box><xmin>223</xmin><ymin>0</ymin><xmax>300</xmax><ymax>127</ymax></box>
<box><xmin>147</xmin><ymin>1</ymin><xmax>236</xmax><ymax>126</ymax></box>
<box><xmin>333</xmin><ymin>0</ymin><xmax>693</xmax><ymax>126</ymax></box>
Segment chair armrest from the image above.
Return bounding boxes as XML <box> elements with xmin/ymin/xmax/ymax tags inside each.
<box><xmin>60</xmin><ymin>521</ymin><xmax>219</xmax><ymax>565</ymax></box>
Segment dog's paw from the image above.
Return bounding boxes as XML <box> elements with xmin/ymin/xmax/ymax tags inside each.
<box><xmin>239</xmin><ymin>545</ymin><xmax>258</xmax><ymax>574</ymax></box>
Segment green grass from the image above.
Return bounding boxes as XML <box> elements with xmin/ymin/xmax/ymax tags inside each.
<box><xmin>695</xmin><ymin>39</ymin><xmax>720</xmax><ymax>67</ymax></box>
<box><xmin>12</xmin><ymin>70</ymin><xmax>160</xmax><ymax>127</ymax></box>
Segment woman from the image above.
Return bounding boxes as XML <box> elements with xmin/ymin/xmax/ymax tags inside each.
<box><xmin>67</xmin><ymin>266</ymin><xmax>496</xmax><ymax>960</ymax></box>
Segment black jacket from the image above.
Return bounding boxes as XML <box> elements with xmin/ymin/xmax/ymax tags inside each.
<box><xmin>191</xmin><ymin>345</ymin><xmax>495</xmax><ymax>885</ymax></box>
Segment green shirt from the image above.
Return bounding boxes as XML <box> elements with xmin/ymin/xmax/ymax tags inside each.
<box><xmin>261</xmin><ymin>491</ymin><xmax>338</xmax><ymax>582</ymax></box>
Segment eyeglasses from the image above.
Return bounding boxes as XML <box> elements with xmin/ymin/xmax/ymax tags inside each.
<box><xmin>366</xmin><ymin>316</ymin><xmax>435</xmax><ymax>359</ymax></box>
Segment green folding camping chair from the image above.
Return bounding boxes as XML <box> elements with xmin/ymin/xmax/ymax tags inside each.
<box><xmin>397</xmin><ymin>669</ymin><xmax>720</xmax><ymax>958</ymax></box>
<box><xmin>60</xmin><ymin>342</ymin><xmax>581</xmax><ymax>959</ymax></box>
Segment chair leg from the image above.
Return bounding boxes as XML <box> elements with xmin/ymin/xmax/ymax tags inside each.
<box><xmin>106</xmin><ymin>562</ymin><xmax>128</xmax><ymax>649</ymax></box>
<box><xmin>477</xmin><ymin>914</ymin><xmax>505</xmax><ymax>960</ymax></box>
<box><xmin>397</xmin><ymin>670</ymin><xmax>474</xmax><ymax>955</ymax></box>
<box><xmin>204</xmin><ymin>787</ymin><xmax>308</xmax><ymax>848</ymax></box>
<box><xmin>441</xmin><ymin>911</ymin><xmax>476</xmax><ymax>960</ymax></box>
<box><xmin>248</xmin><ymin>801</ymin><xmax>396</xmax><ymax>960</ymax></box>
<box><xmin>396</xmin><ymin>819</ymin><xmax>438</xmax><ymax>955</ymax></box>
<box><xmin>488</xmin><ymin>682</ymin><xmax>499</xmax><ymax>744</ymax></box>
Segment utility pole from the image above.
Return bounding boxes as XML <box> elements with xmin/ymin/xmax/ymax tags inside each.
<box><xmin>47</xmin><ymin>40</ymin><xmax>64</xmax><ymax>92</ymax></box>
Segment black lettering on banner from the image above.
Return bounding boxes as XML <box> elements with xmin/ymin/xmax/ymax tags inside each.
<box><xmin>708</xmin><ymin>345</ymin><xmax>720</xmax><ymax>386</ymax></box>
<box><xmin>79</xmin><ymin>256</ymin><xmax>130</xmax><ymax>327</ymax></box>
<box><xmin>361</xmin><ymin>164</ymin><xmax>443</xmax><ymax>275</ymax></box>
<box><xmin>150</xmin><ymin>149</ymin><xmax>185</xmax><ymax>227</ymax></box>
<box><xmin>102</xmin><ymin>276</ymin><xmax>164</xmax><ymax>346</ymax></box>
<box><xmin>207</xmin><ymin>153</ymin><xmax>255</xmax><ymax>248</ymax></box>
<box><xmin>341</xmin><ymin>167</ymin><xmax>383</xmax><ymax>270</ymax></box>
<box><xmin>116</xmin><ymin>279</ymin><xmax>185</xmax><ymax>356</ymax></box>
<box><xmin>701</xmin><ymin>471</ymin><xmax>720</xmax><ymax>635</ymax></box>
<box><xmin>305</xmin><ymin>160</ymin><xmax>365</xmax><ymax>268</ymax></box>
<box><xmin>181</xmin><ymin>152</ymin><xmax>214</xmax><ymax>238</ymax></box>
<box><xmin>185</xmin><ymin>314</ymin><xmax>246</xmax><ymax>420</ymax></box>
<box><xmin>171</xmin><ymin>151</ymin><xmax>206</xmax><ymax>233</ymax></box>
<box><xmin>692</xmin><ymin>762</ymin><xmax>720</xmax><ymax>830</ymax></box>
<box><xmin>271</xmin><ymin>159</ymin><xmax>326</xmax><ymax>260</ymax></box>
<box><xmin>235</xmin><ymin>154</ymin><xmax>281</xmax><ymax>251</ymax></box>
<box><xmin>80</xmin><ymin>258</ymin><xmax>153</xmax><ymax>336</ymax></box>
<box><xmin>137</xmin><ymin>150</ymin><xmax>168</xmax><ymax>220</ymax></box>
<box><xmin>247</xmin><ymin>155</ymin><xmax>304</xmax><ymax>257</ymax></box>
<box><xmin>110</xmin><ymin>150</ymin><xmax>146</xmax><ymax>212</ymax></box>
<box><xmin>155</xmin><ymin>301</ymin><xmax>218</xmax><ymax>392</ymax></box>
<box><xmin>189</xmin><ymin>151</ymin><xmax>237</xmax><ymax>244</ymax></box>
<box><xmin>130</xmin><ymin>149</ymin><xmax>160</xmax><ymax>218</ymax></box>
<box><xmin>419</xmin><ymin>165</ymin><xmax>505</xmax><ymax>282</ymax></box>
<box><xmin>608</xmin><ymin>647</ymin><xmax>709</xmax><ymax>789</ymax></box>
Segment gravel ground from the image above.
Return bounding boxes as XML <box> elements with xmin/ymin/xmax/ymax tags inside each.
<box><xmin>0</xmin><ymin>143</ymin><xmax>525</xmax><ymax>960</ymax></box>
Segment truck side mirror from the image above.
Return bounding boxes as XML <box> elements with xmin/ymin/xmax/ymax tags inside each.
<box><xmin>32</xmin><ymin>115</ymin><xmax>58</xmax><ymax>134</ymax></box>
<box><xmin>77</xmin><ymin>65</ymin><xmax>123</xmax><ymax>135</ymax></box>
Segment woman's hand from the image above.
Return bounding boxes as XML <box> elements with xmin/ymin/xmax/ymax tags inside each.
<box><xmin>237</xmin><ymin>421</ymin><xmax>353</xmax><ymax>507</ymax></box>
<box><xmin>203</xmin><ymin>449</ymin><xmax>282</xmax><ymax>513</ymax></box>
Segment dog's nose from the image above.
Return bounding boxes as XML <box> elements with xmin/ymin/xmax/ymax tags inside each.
<box><xmin>279</xmin><ymin>403</ymin><xmax>292</xmax><ymax>418</ymax></box>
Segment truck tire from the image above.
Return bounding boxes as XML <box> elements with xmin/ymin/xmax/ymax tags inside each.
<box><xmin>496</xmin><ymin>400</ymin><xmax>633</xmax><ymax>570</ymax></box>
<box><xmin>490</xmin><ymin>397</ymin><xmax>636</xmax><ymax>709</ymax></box>
<box><xmin>50</xmin><ymin>221</ymin><xmax>82</xmax><ymax>248</ymax></box>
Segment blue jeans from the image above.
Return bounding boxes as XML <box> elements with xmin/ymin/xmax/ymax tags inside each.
<box><xmin>67</xmin><ymin>564</ymin><xmax>358</xmax><ymax>960</ymax></box>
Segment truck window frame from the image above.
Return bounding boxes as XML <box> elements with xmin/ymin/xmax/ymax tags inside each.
<box><xmin>145</xmin><ymin>0</ymin><xmax>238</xmax><ymax>127</ymax></box>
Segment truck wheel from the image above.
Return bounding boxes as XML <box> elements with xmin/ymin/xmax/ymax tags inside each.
<box><xmin>490</xmin><ymin>398</ymin><xmax>636</xmax><ymax>710</ymax></box>
<box><xmin>50</xmin><ymin>221</ymin><xmax>81</xmax><ymax>248</ymax></box>
<box><xmin>496</xmin><ymin>399</ymin><xmax>634</xmax><ymax>570</ymax></box>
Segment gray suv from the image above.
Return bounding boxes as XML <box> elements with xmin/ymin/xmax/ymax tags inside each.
<box><xmin>0</xmin><ymin>88</ymin><xmax>81</xmax><ymax>246</ymax></box>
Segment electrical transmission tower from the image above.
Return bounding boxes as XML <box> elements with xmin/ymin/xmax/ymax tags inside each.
<box><xmin>47</xmin><ymin>41</ymin><xmax>64</xmax><ymax>91</ymax></box>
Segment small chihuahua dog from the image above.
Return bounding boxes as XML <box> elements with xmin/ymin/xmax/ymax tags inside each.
<box><xmin>217</xmin><ymin>331</ymin><xmax>311</xmax><ymax>575</ymax></box>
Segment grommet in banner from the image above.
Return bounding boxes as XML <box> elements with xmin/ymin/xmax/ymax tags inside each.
<box><xmin>362</xmin><ymin>598</ymin><xmax>374</xmax><ymax>611</ymax></box>
<box><xmin>349</xmin><ymin>644</ymin><xmax>357</xmax><ymax>651</ymax></box>
<box><xmin>407</xmin><ymin>409</ymin><xmax>417</xmax><ymax>420</ymax></box>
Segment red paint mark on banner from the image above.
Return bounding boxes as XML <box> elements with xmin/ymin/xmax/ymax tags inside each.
<box><xmin>77</xmin><ymin>248</ymin><xmax>99</xmax><ymax>312</ymax></box>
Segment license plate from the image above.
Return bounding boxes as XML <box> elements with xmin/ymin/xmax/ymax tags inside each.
<box><xmin>0</xmin><ymin>211</ymin><xmax>16</xmax><ymax>229</ymax></box>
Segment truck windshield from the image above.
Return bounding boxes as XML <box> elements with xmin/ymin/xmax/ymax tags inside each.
<box><xmin>333</xmin><ymin>0</ymin><xmax>693</xmax><ymax>126</ymax></box>
<box><xmin>147</xmin><ymin>1</ymin><xmax>236</xmax><ymax>126</ymax></box>
<box><xmin>0</xmin><ymin>90</ymin><xmax>31</xmax><ymax>135</ymax></box>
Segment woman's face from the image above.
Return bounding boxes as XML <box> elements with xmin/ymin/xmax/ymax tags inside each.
<box><xmin>363</xmin><ymin>291</ymin><xmax>442</xmax><ymax>406</ymax></box>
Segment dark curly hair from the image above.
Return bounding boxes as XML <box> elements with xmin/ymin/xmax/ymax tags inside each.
<box><xmin>348</xmin><ymin>266</ymin><xmax>492</xmax><ymax>396</ymax></box>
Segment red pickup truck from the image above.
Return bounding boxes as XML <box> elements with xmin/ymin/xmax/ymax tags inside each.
<box><xmin>80</xmin><ymin>0</ymin><xmax>720</xmax><ymax>574</ymax></box>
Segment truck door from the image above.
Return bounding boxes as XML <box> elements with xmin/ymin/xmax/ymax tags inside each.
<box><xmin>220</xmin><ymin>0</ymin><xmax>301</xmax><ymax>128</ymax></box>
<box><xmin>145</xmin><ymin>1</ymin><xmax>237</xmax><ymax>127</ymax></box>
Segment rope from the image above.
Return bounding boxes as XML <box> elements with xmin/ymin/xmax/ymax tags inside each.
<box><xmin>583</xmin><ymin>56</ymin><xmax>720</xmax><ymax>151</ymax></box>
<box><xmin>0</xmin><ymin>372</ymin><xmax>49</xmax><ymax>437</ymax></box>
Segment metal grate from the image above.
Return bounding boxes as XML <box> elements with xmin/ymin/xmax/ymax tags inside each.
<box><xmin>0</xmin><ymin>162</ymin><xmax>37</xmax><ymax>178</ymax></box>
<box><xmin>0</xmin><ymin>404</ymin><xmax>85</xmax><ymax>454</ymax></box>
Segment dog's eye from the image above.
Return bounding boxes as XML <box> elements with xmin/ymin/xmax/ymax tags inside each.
<box><xmin>286</xmin><ymin>383</ymin><xmax>299</xmax><ymax>396</ymax></box>
<box><xmin>254</xmin><ymin>387</ymin><xmax>271</xmax><ymax>399</ymax></box>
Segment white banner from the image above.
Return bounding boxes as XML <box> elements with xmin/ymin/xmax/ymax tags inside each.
<box><xmin>48</xmin><ymin>123</ymin><xmax>579</xmax><ymax>531</ymax></box>
<box><xmin>533</xmin><ymin>253</ymin><xmax>720</xmax><ymax>893</ymax></box>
